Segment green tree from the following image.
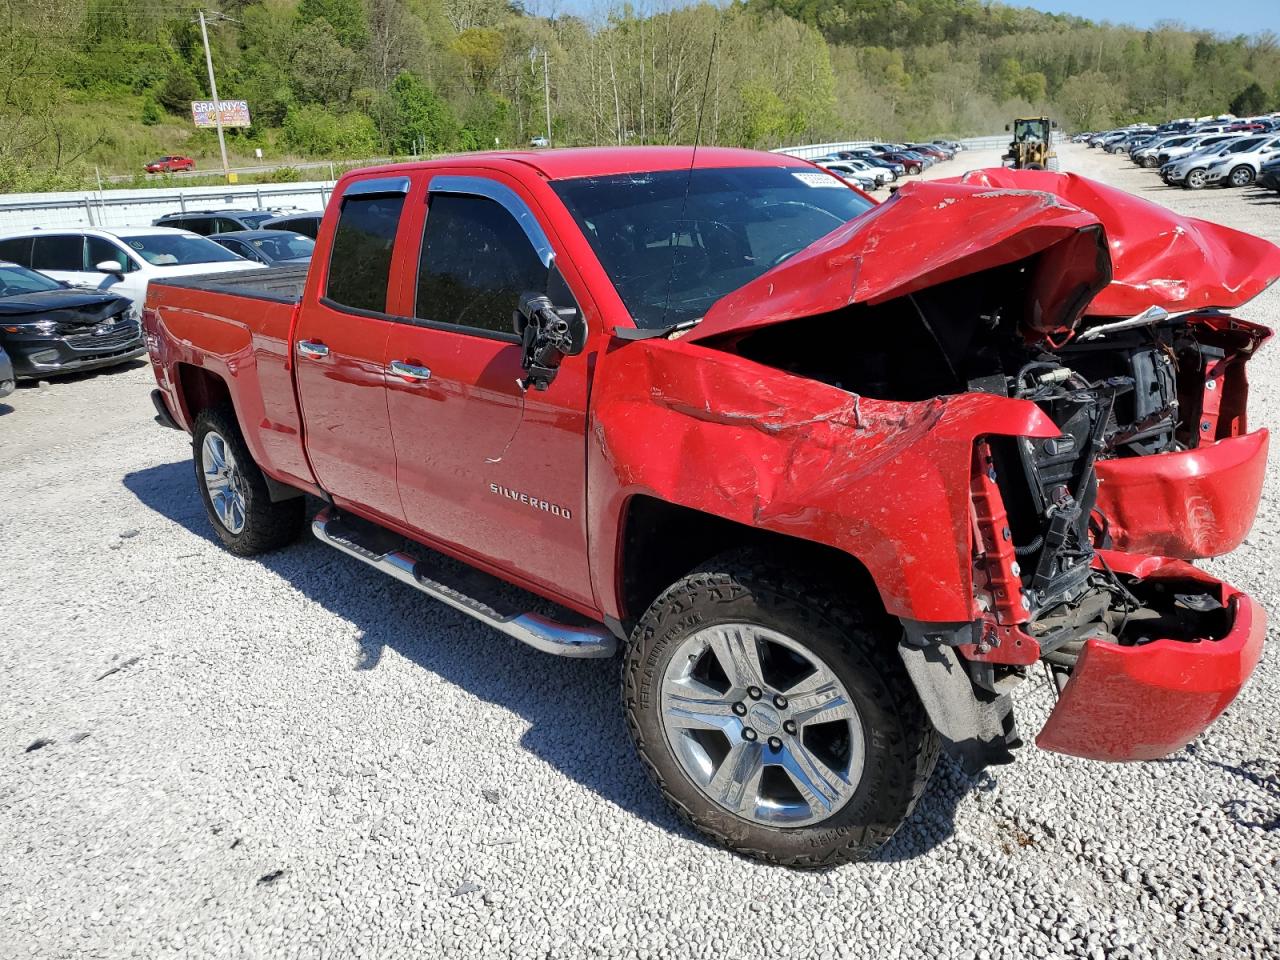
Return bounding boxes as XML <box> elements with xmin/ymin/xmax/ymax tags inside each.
<box><xmin>1057</xmin><ymin>69</ymin><xmax>1119</xmax><ymax>130</ymax></box>
<box><xmin>383</xmin><ymin>71</ymin><xmax>460</xmax><ymax>152</ymax></box>
<box><xmin>141</xmin><ymin>97</ymin><xmax>163</xmax><ymax>126</ymax></box>
<box><xmin>298</xmin><ymin>0</ymin><xmax>370</xmax><ymax>50</ymax></box>
<box><xmin>1015</xmin><ymin>71</ymin><xmax>1047</xmax><ymax>104</ymax></box>
<box><xmin>282</xmin><ymin>104</ymin><xmax>379</xmax><ymax>155</ymax></box>
<box><xmin>158</xmin><ymin>62</ymin><xmax>201</xmax><ymax>113</ymax></box>
<box><xmin>1230</xmin><ymin>81</ymin><xmax>1268</xmax><ymax>116</ymax></box>
<box><xmin>453</xmin><ymin>28</ymin><xmax>504</xmax><ymax>90</ymax></box>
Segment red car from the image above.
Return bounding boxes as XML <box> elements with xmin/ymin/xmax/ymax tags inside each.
<box><xmin>142</xmin><ymin>149</ymin><xmax>1277</xmax><ymax>867</ymax></box>
<box><xmin>144</xmin><ymin>155</ymin><xmax>195</xmax><ymax>174</ymax></box>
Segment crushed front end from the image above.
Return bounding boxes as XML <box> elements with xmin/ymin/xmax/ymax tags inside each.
<box><xmin>685</xmin><ymin>172</ymin><xmax>1277</xmax><ymax>768</ymax></box>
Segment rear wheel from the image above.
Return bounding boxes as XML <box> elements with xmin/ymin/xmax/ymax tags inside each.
<box><xmin>623</xmin><ymin>556</ymin><xmax>939</xmax><ymax>867</ymax></box>
<box><xmin>193</xmin><ymin>406</ymin><xmax>304</xmax><ymax>556</ymax></box>
<box><xmin>1228</xmin><ymin>165</ymin><xmax>1254</xmax><ymax>187</ymax></box>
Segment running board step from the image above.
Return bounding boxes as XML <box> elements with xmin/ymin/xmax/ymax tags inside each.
<box><xmin>311</xmin><ymin>507</ymin><xmax>616</xmax><ymax>659</ymax></box>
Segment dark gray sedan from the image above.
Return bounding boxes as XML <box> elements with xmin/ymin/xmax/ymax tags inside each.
<box><xmin>208</xmin><ymin>229</ymin><xmax>315</xmax><ymax>266</ymax></box>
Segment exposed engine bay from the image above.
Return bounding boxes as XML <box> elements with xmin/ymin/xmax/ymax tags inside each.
<box><xmin>714</xmin><ymin>251</ymin><xmax>1265</xmax><ymax>702</ymax></box>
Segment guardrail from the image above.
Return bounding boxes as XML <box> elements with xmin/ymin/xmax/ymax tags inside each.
<box><xmin>773</xmin><ymin>132</ymin><xmax>1065</xmax><ymax>159</ymax></box>
<box><xmin>0</xmin><ymin>180</ymin><xmax>337</xmax><ymax>231</ymax></box>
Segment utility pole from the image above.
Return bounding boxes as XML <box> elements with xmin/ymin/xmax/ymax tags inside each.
<box><xmin>197</xmin><ymin>10</ymin><xmax>232</xmax><ymax>182</ymax></box>
<box><xmin>543</xmin><ymin>50</ymin><xmax>552</xmax><ymax>146</ymax></box>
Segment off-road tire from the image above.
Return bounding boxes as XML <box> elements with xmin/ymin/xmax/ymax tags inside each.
<box><xmin>622</xmin><ymin>554</ymin><xmax>940</xmax><ymax>868</ymax></box>
<box><xmin>192</xmin><ymin>405</ymin><xmax>304</xmax><ymax>556</ymax></box>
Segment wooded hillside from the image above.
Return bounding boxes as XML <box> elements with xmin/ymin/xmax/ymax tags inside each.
<box><xmin>2</xmin><ymin>0</ymin><xmax>1278</xmax><ymax>191</ymax></box>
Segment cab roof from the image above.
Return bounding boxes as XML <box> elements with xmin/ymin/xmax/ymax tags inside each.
<box><xmin>350</xmin><ymin>146</ymin><xmax>812</xmax><ymax>183</ymax></box>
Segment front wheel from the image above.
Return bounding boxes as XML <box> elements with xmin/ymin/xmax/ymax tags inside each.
<box><xmin>1228</xmin><ymin>165</ymin><xmax>1254</xmax><ymax>187</ymax></box>
<box><xmin>193</xmin><ymin>406</ymin><xmax>304</xmax><ymax>555</ymax></box>
<box><xmin>1186</xmin><ymin>168</ymin><xmax>1208</xmax><ymax>190</ymax></box>
<box><xmin>623</xmin><ymin>557</ymin><xmax>939</xmax><ymax>868</ymax></box>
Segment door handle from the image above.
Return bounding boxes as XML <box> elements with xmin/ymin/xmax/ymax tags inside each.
<box><xmin>389</xmin><ymin>360</ymin><xmax>432</xmax><ymax>382</ymax></box>
<box><xmin>297</xmin><ymin>339</ymin><xmax>329</xmax><ymax>359</ymax></box>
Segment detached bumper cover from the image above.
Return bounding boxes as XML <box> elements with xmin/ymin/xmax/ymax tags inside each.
<box><xmin>1037</xmin><ymin>556</ymin><xmax>1265</xmax><ymax>762</ymax></box>
<box><xmin>1094</xmin><ymin>430</ymin><xmax>1269</xmax><ymax>558</ymax></box>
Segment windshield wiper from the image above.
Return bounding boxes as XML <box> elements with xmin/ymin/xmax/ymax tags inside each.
<box><xmin>613</xmin><ymin>317</ymin><xmax>702</xmax><ymax>341</ymax></box>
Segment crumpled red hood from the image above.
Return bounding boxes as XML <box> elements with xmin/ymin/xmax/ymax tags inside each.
<box><xmin>950</xmin><ymin>168</ymin><xmax>1280</xmax><ymax>317</ymax></box>
<box><xmin>689</xmin><ymin>169</ymin><xmax>1280</xmax><ymax>344</ymax></box>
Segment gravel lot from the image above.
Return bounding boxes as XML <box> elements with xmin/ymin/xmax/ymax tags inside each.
<box><xmin>2</xmin><ymin>144</ymin><xmax>1278</xmax><ymax>960</ymax></box>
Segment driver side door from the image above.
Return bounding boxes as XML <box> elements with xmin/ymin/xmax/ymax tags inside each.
<box><xmin>383</xmin><ymin>172</ymin><xmax>596</xmax><ymax>609</ymax></box>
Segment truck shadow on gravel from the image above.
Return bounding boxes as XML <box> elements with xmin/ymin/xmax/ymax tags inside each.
<box><xmin>124</xmin><ymin>458</ymin><xmax>977</xmax><ymax>863</ymax></box>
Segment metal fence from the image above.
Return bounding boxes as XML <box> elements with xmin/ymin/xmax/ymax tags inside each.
<box><xmin>0</xmin><ymin>180</ymin><xmax>337</xmax><ymax>232</ymax></box>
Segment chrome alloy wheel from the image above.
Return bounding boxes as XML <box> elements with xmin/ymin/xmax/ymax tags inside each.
<box><xmin>201</xmin><ymin>430</ymin><xmax>247</xmax><ymax>535</ymax></box>
<box><xmin>659</xmin><ymin>624</ymin><xmax>865</xmax><ymax>827</ymax></box>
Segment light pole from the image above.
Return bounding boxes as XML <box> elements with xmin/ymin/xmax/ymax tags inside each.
<box><xmin>197</xmin><ymin>10</ymin><xmax>232</xmax><ymax>182</ymax></box>
<box><xmin>530</xmin><ymin>47</ymin><xmax>552</xmax><ymax>146</ymax></box>
<box><xmin>543</xmin><ymin>50</ymin><xmax>552</xmax><ymax>146</ymax></box>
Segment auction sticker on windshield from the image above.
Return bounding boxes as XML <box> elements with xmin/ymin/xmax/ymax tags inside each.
<box><xmin>792</xmin><ymin>171</ymin><xmax>845</xmax><ymax>188</ymax></box>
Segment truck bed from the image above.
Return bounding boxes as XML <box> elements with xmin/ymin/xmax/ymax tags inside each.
<box><xmin>152</xmin><ymin>265</ymin><xmax>309</xmax><ymax>304</ymax></box>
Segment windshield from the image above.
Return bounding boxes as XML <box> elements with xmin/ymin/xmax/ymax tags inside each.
<box><xmin>553</xmin><ymin>166</ymin><xmax>874</xmax><ymax>329</ymax></box>
<box><xmin>237</xmin><ymin>213</ymin><xmax>275</xmax><ymax>229</ymax></box>
<box><xmin>251</xmin><ymin>233</ymin><xmax>315</xmax><ymax>261</ymax></box>
<box><xmin>122</xmin><ymin>234</ymin><xmax>243</xmax><ymax>267</ymax></box>
<box><xmin>0</xmin><ymin>263</ymin><xmax>63</xmax><ymax>296</ymax></box>
<box><xmin>1014</xmin><ymin>120</ymin><xmax>1047</xmax><ymax>141</ymax></box>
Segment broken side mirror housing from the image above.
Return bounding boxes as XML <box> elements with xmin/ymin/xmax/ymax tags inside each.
<box><xmin>512</xmin><ymin>264</ymin><xmax>586</xmax><ymax>391</ymax></box>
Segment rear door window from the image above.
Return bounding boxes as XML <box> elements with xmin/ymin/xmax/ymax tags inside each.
<box><xmin>415</xmin><ymin>193</ymin><xmax>547</xmax><ymax>337</ymax></box>
<box><xmin>0</xmin><ymin>236</ymin><xmax>34</xmax><ymax>266</ymax></box>
<box><xmin>325</xmin><ymin>188</ymin><xmax>407</xmax><ymax>314</ymax></box>
<box><xmin>32</xmin><ymin>235</ymin><xmax>86</xmax><ymax>271</ymax></box>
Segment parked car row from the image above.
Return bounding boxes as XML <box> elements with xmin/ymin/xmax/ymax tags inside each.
<box><xmin>805</xmin><ymin>140</ymin><xmax>960</xmax><ymax>190</ymax></box>
<box><xmin>0</xmin><ymin>206</ymin><xmax>324</xmax><ymax>388</ymax></box>
<box><xmin>1081</xmin><ymin>113</ymin><xmax>1280</xmax><ymax>191</ymax></box>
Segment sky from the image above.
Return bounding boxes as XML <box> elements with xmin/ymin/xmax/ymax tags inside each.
<box><xmin>1019</xmin><ymin>0</ymin><xmax>1276</xmax><ymax>36</ymax></box>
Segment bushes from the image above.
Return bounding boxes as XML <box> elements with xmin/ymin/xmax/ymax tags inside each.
<box><xmin>381</xmin><ymin>72</ymin><xmax>461</xmax><ymax>154</ymax></box>
<box><xmin>282</xmin><ymin>105</ymin><xmax>380</xmax><ymax>157</ymax></box>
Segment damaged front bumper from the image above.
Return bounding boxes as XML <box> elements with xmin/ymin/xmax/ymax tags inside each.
<box><xmin>1036</xmin><ymin>552</ymin><xmax>1264</xmax><ymax>762</ymax></box>
<box><xmin>1095</xmin><ymin>429</ymin><xmax>1269</xmax><ymax>558</ymax></box>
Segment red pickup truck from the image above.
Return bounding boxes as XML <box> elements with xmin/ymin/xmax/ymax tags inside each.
<box><xmin>143</xmin><ymin>148</ymin><xmax>1278</xmax><ymax>867</ymax></box>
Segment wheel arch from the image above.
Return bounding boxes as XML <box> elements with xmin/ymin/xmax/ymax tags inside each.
<box><xmin>176</xmin><ymin>363</ymin><xmax>303</xmax><ymax>502</ymax></box>
<box><xmin>615</xmin><ymin>494</ymin><xmax>886</xmax><ymax>629</ymax></box>
<box><xmin>174</xmin><ymin>362</ymin><xmax>232</xmax><ymax>426</ymax></box>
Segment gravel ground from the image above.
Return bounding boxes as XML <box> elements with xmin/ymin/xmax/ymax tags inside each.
<box><xmin>2</xmin><ymin>144</ymin><xmax>1278</xmax><ymax>960</ymax></box>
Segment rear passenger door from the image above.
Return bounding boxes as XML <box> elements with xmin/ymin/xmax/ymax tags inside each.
<box><xmin>292</xmin><ymin>176</ymin><xmax>411</xmax><ymax>525</ymax></box>
<box><xmin>30</xmin><ymin>234</ymin><xmax>99</xmax><ymax>289</ymax></box>
<box><xmin>382</xmin><ymin>173</ymin><xmax>595</xmax><ymax>608</ymax></box>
